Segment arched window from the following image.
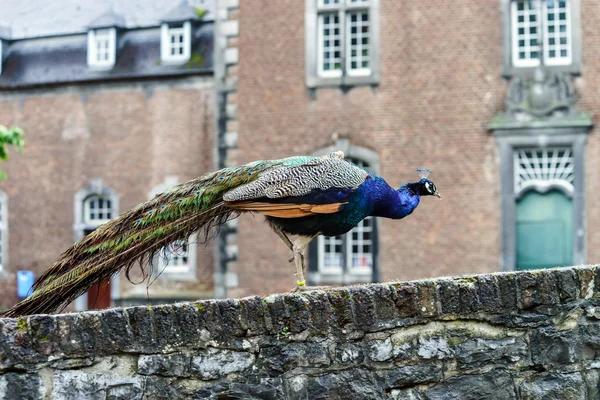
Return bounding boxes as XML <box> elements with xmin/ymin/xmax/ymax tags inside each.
<box><xmin>73</xmin><ymin>179</ymin><xmax>119</xmax><ymax>311</ymax></box>
<box><xmin>83</xmin><ymin>195</ymin><xmax>114</xmax><ymax>225</ymax></box>
<box><xmin>308</xmin><ymin>141</ymin><xmax>379</xmax><ymax>285</ymax></box>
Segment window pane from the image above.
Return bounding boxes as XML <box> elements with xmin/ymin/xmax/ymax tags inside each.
<box><xmin>511</xmin><ymin>0</ymin><xmax>540</xmax><ymax>66</ymax></box>
<box><xmin>347</xmin><ymin>11</ymin><xmax>371</xmax><ymax>72</ymax></box>
<box><xmin>319</xmin><ymin>12</ymin><xmax>342</xmax><ymax>75</ymax></box>
<box><xmin>543</xmin><ymin>0</ymin><xmax>571</xmax><ymax>64</ymax></box>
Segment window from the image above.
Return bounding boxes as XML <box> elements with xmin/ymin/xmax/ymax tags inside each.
<box><xmin>157</xmin><ymin>236</ymin><xmax>197</xmax><ymax>277</ymax></box>
<box><xmin>0</xmin><ymin>191</ymin><xmax>8</xmax><ymax>277</ymax></box>
<box><xmin>74</xmin><ymin>180</ymin><xmax>119</xmax><ymax>311</ymax></box>
<box><xmin>161</xmin><ymin>22</ymin><xmax>192</xmax><ymax>64</ymax></box>
<box><xmin>87</xmin><ymin>28</ymin><xmax>116</xmax><ymax>70</ymax></box>
<box><xmin>503</xmin><ymin>0</ymin><xmax>581</xmax><ymax>74</ymax></box>
<box><xmin>83</xmin><ymin>195</ymin><xmax>114</xmax><ymax>225</ymax></box>
<box><xmin>514</xmin><ymin>147</ymin><xmax>574</xmax><ymax>193</ymax></box>
<box><xmin>312</xmin><ymin>158</ymin><xmax>378</xmax><ymax>284</ymax></box>
<box><xmin>511</xmin><ymin>0</ymin><xmax>571</xmax><ymax>67</ymax></box>
<box><xmin>306</xmin><ymin>0</ymin><xmax>380</xmax><ymax>87</ymax></box>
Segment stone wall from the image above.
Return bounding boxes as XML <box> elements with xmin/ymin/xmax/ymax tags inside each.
<box><xmin>2</xmin><ymin>265</ymin><xmax>600</xmax><ymax>399</ymax></box>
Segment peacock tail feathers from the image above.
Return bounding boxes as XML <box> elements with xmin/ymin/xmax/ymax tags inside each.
<box><xmin>3</xmin><ymin>154</ymin><xmax>320</xmax><ymax>317</ymax></box>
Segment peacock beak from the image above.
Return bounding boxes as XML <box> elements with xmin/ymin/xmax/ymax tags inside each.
<box><xmin>434</xmin><ymin>191</ymin><xmax>441</xmax><ymax>199</ymax></box>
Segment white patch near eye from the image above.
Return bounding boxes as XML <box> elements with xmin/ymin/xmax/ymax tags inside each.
<box><xmin>425</xmin><ymin>182</ymin><xmax>431</xmax><ymax>192</ymax></box>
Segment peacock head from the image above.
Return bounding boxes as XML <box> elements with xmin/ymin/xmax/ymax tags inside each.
<box><xmin>415</xmin><ymin>168</ymin><xmax>441</xmax><ymax>198</ymax></box>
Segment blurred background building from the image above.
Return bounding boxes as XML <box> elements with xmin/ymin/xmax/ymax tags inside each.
<box><xmin>0</xmin><ymin>0</ymin><xmax>594</xmax><ymax>310</ymax></box>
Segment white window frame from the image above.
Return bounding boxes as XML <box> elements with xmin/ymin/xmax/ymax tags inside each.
<box><xmin>316</xmin><ymin>0</ymin><xmax>372</xmax><ymax>78</ymax></box>
<box><xmin>73</xmin><ymin>180</ymin><xmax>120</xmax><ymax>311</ymax></box>
<box><xmin>148</xmin><ymin>177</ymin><xmax>197</xmax><ymax>280</ymax></box>
<box><xmin>83</xmin><ymin>194</ymin><xmax>114</xmax><ymax>225</ymax></box>
<box><xmin>312</xmin><ymin>153</ymin><xmax>377</xmax><ymax>284</ymax></box>
<box><xmin>317</xmin><ymin>216</ymin><xmax>374</xmax><ymax>276</ymax></box>
<box><xmin>160</xmin><ymin>21</ymin><xmax>192</xmax><ymax>64</ymax></box>
<box><xmin>306</xmin><ymin>0</ymin><xmax>380</xmax><ymax>88</ymax></box>
<box><xmin>156</xmin><ymin>234</ymin><xmax>198</xmax><ymax>279</ymax></box>
<box><xmin>87</xmin><ymin>28</ymin><xmax>117</xmax><ymax>70</ymax></box>
<box><xmin>0</xmin><ymin>191</ymin><xmax>8</xmax><ymax>278</ymax></box>
<box><xmin>510</xmin><ymin>0</ymin><xmax>572</xmax><ymax>68</ymax></box>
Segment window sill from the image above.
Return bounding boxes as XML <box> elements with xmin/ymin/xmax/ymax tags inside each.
<box><xmin>306</xmin><ymin>73</ymin><xmax>379</xmax><ymax>89</ymax></box>
<box><xmin>154</xmin><ymin>268</ymin><xmax>197</xmax><ymax>281</ymax></box>
<box><xmin>308</xmin><ymin>271</ymin><xmax>373</xmax><ymax>285</ymax></box>
<box><xmin>502</xmin><ymin>63</ymin><xmax>581</xmax><ymax>78</ymax></box>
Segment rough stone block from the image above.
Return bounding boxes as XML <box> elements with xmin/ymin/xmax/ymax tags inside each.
<box><xmin>284</xmin><ymin>294</ymin><xmax>311</xmax><ymax>334</ymax></box>
<box><xmin>366</xmin><ymin>337</ymin><xmax>393</xmax><ymax>362</ymax></box>
<box><xmin>0</xmin><ymin>318</ymin><xmax>40</xmax><ymax>368</ymax></box>
<box><xmin>124</xmin><ymin>306</ymin><xmax>158</xmax><ymax>353</ymax></box>
<box><xmin>424</xmin><ymin>370</ymin><xmax>517</xmax><ymax>399</ymax></box>
<box><xmin>416</xmin><ymin>336</ymin><xmax>453</xmax><ymax>360</ymax></box>
<box><xmin>531</xmin><ymin>327</ymin><xmax>580</xmax><ymax>366</ymax></box>
<box><xmin>378</xmin><ymin>363</ymin><xmax>443</xmax><ymax>388</ymax></box>
<box><xmin>218</xmin><ymin>298</ymin><xmax>245</xmax><ymax>337</ymax></box>
<box><xmin>172</xmin><ymin>303</ymin><xmax>204</xmax><ymax>346</ymax></box>
<box><xmin>153</xmin><ymin>305</ymin><xmax>184</xmax><ymax>349</ymax></box>
<box><xmin>327</xmin><ymin>289</ymin><xmax>355</xmax><ymax>330</ymax></box>
<box><xmin>349</xmin><ymin>286</ymin><xmax>378</xmax><ymax>331</ymax></box>
<box><xmin>517</xmin><ymin>271</ymin><xmax>560</xmax><ymax>309</ymax></box>
<box><xmin>497</xmin><ymin>273</ymin><xmax>518</xmax><ymax>310</ymax></box>
<box><xmin>303</xmin><ymin>291</ymin><xmax>335</xmax><ymax>335</ymax></box>
<box><xmin>190</xmin><ymin>348</ymin><xmax>254</xmax><ymax>380</ymax></box>
<box><xmin>55</xmin><ymin>314</ymin><xmax>95</xmax><ymax>358</ymax></box>
<box><xmin>0</xmin><ymin>372</ymin><xmax>43</xmax><ymax>400</ymax></box>
<box><xmin>473</xmin><ymin>275</ymin><xmax>502</xmax><ymax>313</ymax></box>
<box><xmin>415</xmin><ymin>280</ymin><xmax>439</xmax><ymax>317</ymax></box>
<box><xmin>393</xmin><ymin>283</ymin><xmax>420</xmax><ymax>318</ymax></box>
<box><xmin>518</xmin><ymin>372</ymin><xmax>586</xmax><ymax>400</ymax></box>
<box><xmin>138</xmin><ymin>353</ymin><xmax>191</xmax><ymax>377</ymax></box>
<box><xmin>287</xmin><ymin>369</ymin><xmax>385</xmax><ymax>400</ymax></box>
<box><xmin>456</xmin><ymin>337</ymin><xmax>529</xmax><ymax>370</ymax></box>
<box><xmin>238</xmin><ymin>296</ymin><xmax>268</xmax><ymax>336</ymax></box>
<box><xmin>555</xmin><ymin>268</ymin><xmax>579</xmax><ymax>303</ymax></box>
<box><xmin>98</xmin><ymin>309</ymin><xmax>134</xmax><ymax>354</ymax></box>
<box><xmin>53</xmin><ymin>367</ymin><xmax>143</xmax><ymax>400</ymax></box>
<box><xmin>260</xmin><ymin>342</ymin><xmax>330</xmax><ymax>376</ymax></box>
<box><xmin>332</xmin><ymin>342</ymin><xmax>364</xmax><ymax>364</ymax></box>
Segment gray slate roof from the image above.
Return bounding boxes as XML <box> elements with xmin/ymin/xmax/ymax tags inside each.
<box><xmin>0</xmin><ymin>24</ymin><xmax>214</xmax><ymax>89</ymax></box>
<box><xmin>88</xmin><ymin>10</ymin><xmax>126</xmax><ymax>30</ymax></box>
<box><xmin>161</xmin><ymin>1</ymin><xmax>203</xmax><ymax>23</ymax></box>
<box><xmin>0</xmin><ymin>0</ymin><xmax>215</xmax><ymax>40</ymax></box>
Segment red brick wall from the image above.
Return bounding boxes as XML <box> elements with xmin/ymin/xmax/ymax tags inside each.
<box><xmin>230</xmin><ymin>0</ymin><xmax>508</xmax><ymax>297</ymax></box>
<box><xmin>0</xmin><ymin>78</ymin><xmax>215</xmax><ymax>309</ymax></box>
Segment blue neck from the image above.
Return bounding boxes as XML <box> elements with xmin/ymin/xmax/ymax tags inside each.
<box><xmin>368</xmin><ymin>178</ymin><xmax>421</xmax><ymax>220</ymax></box>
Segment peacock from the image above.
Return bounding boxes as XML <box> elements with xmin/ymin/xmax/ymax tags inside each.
<box><xmin>2</xmin><ymin>151</ymin><xmax>440</xmax><ymax>317</ymax></box>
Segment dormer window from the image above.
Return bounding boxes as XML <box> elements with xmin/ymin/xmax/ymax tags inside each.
<box><xmin>87</xmin><ymin>28</ymin><xmax>116</xmax><ymax>70</ymax></box>
<box><xmin>161</xmin><ymin>22</ymin><xmax>191</xmax><ymax>64</ymax></box>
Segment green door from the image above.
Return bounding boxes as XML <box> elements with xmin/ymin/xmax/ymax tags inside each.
<box><xmin>516</xmin><ymin>190</ymin><xmax>573</xmax><ymax>270</ymax></box>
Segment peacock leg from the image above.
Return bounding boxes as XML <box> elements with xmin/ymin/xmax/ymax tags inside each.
<box><xmin>291</xmin><ymin>235</ymin><xmax>317</xmax><ymax>290</ymax></box>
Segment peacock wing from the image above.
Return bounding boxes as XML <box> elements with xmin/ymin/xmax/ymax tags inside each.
<box><xmin>223</xmin><ymin>153</ymin><xmax>369</xmax><ymax>202</ymax></box>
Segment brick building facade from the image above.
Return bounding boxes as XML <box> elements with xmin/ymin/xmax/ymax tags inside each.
<box><xmin>0</xmin><ymin>0</ymin><xmax>597</xmax><ymax>309</ymax></box>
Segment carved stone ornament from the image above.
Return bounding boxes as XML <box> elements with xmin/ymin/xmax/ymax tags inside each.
<box><xmin>505</xmin><ymin>67</ymin><xmax>577</xmax><ymax>120</ymax></box>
